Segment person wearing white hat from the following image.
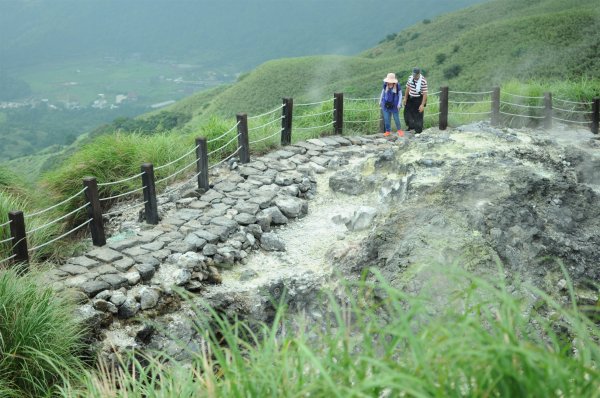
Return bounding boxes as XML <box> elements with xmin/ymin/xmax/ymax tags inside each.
<box><xmin>379</xmin><ymin>72</ymin><xmax>404</xmax><ymax>137</ymax></box>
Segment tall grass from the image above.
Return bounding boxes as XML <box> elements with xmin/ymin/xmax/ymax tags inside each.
<box><xmin>0</xmin><ymin>268</ymin><xmax>86</xmax><ymax>397</ymax></box>
<box><xmin>63</xmin><ymin>268</ymin><xmax>600</xmax><ymax>397</ymax></box>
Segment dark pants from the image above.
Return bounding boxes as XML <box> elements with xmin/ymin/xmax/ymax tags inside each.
<box><xmin>404</xmin><ymin>95</ymin><xmax>424</xmax><ymax>134</ymax></box>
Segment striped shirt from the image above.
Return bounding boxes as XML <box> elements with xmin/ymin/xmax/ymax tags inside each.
<box><xmin>406</xmin><ymin>75</ymin><xmax>428</xmax><ymax>97</ymax></box>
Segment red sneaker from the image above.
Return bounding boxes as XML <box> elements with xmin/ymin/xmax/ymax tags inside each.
<box><xmin>397</xmin><ymin>130</ymin><xmax>404</xmax><ymax>137</ymax></box>
<box><xmin>383</xmin><ymin>131</ymin><xmax>391</xmax><ymax>137</ymax></box>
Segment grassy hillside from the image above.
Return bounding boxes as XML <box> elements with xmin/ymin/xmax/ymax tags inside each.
<box><xmin>162</xmin><ymin>0</ymin><xmax>599</xmax><ymax>124</ymax></box>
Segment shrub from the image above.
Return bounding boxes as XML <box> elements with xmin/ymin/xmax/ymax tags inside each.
<box><xmin>435</xmin><ymin>53</ymin><xmax>447</xmax><ymax>65</ymax></box>
<box><xmin>444</xmin><ymin>64</ymin><xmax>462</xmax><ymax>79</ymax></box>
<box><xmin>423</xmin><ymin>19</ymin><xmax>431</xmax><ymax>24</ymax></box>
<box><xmin>0</xmin><ymin>269</ymin><xmax>85</xmax><ymax>397</ymax></box>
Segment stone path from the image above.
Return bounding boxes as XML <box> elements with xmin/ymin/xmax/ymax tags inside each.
<box><xmin>46</xmin><ymin>133</ymin><xmax>401</xmax><ymax>325</ymax></box>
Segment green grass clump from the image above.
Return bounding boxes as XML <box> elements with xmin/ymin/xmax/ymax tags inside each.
<box><xmin>0</xmin><ymin>268</ymin><xmax>86</xmax><ymax>397</ymax></box>
<box><xmin>63</xmin><ymin>269</ymin><xmax>600</xmax><ymax>397</ymax></box>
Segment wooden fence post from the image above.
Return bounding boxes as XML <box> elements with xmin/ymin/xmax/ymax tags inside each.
<box><xmin>544</xmin><ymin>92</ymin><xmax>553</xmax><ymax>130</ymax></box>
<box><xmin>439</xmin><ymin>86</ymin><xmax>449</xmax><ymax>130</ymax></box>
<box><xmin>281</xmin><ymin>97</ymin><xmax>293</xmax><ymax>146</ymax></box>
<box><xmin>196</xmin><ymin>137</ymin><xmax>210</xmax><ymax>192</ymax></box>
<box><xmin>141</xmin><ymin>163</ymin><xmax>158</xmax><ymax>225</ymax></box>
<box><xmin>334</xmin><ymin>92</ymin><xmax>344</xmax><ymax>135</ymax></box>
<box><xmin>236</xmin><ymin>113</ymin><xmax>250</xmax><ymax>164</ymax></box>
<box><xmin>83</xmin><ymin>177</ymin><xmax>106</xmax><ymax>247</ymax></box>
<box><xmin>8</xmin><ymin>211</ymin><xmax>28</xmax><ymax>265</ymax></box>
<box><xmin>592</xmin><ymin>98</ymin><xmax>599</xmax><ymax>135</ymax></box>
<box><xmin>491</xmin><ymin>87</ymin><xmax>500</xmax><ymax>126</ymax></box>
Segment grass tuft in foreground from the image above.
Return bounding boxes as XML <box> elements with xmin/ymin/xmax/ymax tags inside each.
<box><xmin>63</xmin><ymin>268</ymin><xmax>600</xmax><ymax>397</ymax></box>
<box><xmin>0</xmin><ymin>268</ymin><xmax>86</xmax><ymax>397</ymax></box>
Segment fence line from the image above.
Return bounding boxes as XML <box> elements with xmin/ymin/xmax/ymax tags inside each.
<box><xmin>2</xmin><ymin>86</ymin><xmax>597</xmax><ymax>267</ymax></box>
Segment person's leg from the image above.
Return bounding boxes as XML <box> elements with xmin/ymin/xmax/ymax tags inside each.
<box><xmin>403</xmin><ymin>106</ymin><xmax>412</xmax><ymax>130</ymax></box>
<box><xmin>383</xmin><ymin>109</ymin><xmax>391</xmax><ymax>135</ymax></box>
<box><xmin>415</xmin><ymin>107</ymin><xmax>424</xmax><ymax>134</ymax></box>
<box><xmin>392</xmin><ymin>111</ymin><xmax>402</xmax><ymax>130</ymax></box>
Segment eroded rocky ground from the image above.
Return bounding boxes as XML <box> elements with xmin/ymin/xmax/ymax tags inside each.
<box><xmin>49</xmin><ymin>122</ymin><xmax>599</xmax><ymax>363</ymax></box>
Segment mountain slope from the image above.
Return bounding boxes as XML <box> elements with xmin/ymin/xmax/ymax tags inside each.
<box><xmin>165</xmin><ymin>0</ymin><xmax>599</xmax><ymax>123</ymax></box>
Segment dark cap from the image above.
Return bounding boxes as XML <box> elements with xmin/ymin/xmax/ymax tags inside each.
<box><xmin>412</xmin><ymin>67</ymin><xmax>421</xmax><ymax>75</ymax></box>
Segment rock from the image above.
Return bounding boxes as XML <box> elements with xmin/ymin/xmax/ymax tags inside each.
<box><xmin>260</xmin><ymin>232</ymin><xmax>286</xmax><ymax>252</ymax></box>
<box><xmin>345</xmin><ymin>207</ymin><xmax>378</xmax><ymax>231</ymax></box>
<box><xmin>93</xmin><ymin>299</ymin><xmax>118</xmax><ymax>314</ymax></box>
<box><xmin>80</xmin><ymin>280</ymin><xmax>111</xmax><ymax>298</ymax></box>
<box><xmin>110</xmin><ymin>291</ymin><xmax>127</xmax><ymax>307</ymax></box>
<box><xmin>174</xmin><ymin>269</ymin><xmax>192</xmax><ymax>286</ymax></box>
<box><xmin>139</xmin><ymin>287</ymin><xmax>160</xmax><ymax>310</ymax></box>
<box><xmin>87</xmin><ymin>247</ymin><xmax>123</xmax><ymax>263</ymax></box>
<box><xmin>274</xmin><ymin>196</ymin><xmax>308</xmax><ymax>218</ymax></box>
<box><xmin>135</xmin><ymin>263</ymin><xmax>156</xmax><ymax>281</ymax></box>
<box><xmin>118</xmin><ymin>297</ymin><xmax>140</xmax><ymax>319</ymax></box>
<box><xmin>329</xmin><ymin>171</ymin><xmax>368</xmax><ymax>195</ymax></box>
<box><xmin>262</xmin><ymin>206</ymin><xmax>288</xmax><ymax>225</ymax></box>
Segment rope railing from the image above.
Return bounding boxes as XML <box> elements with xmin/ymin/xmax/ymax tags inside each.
<box><xmin>426</xmin><ymin>112</ymin><xmax>441</xmax><ymax>117</ymax></box>
<box><xmin>249</xmin><ymin>128</ymin><xmax>284</xmax><ymax>145</ymax></box>
<box><xmin>26</xmin><ymin>202</ymin><xmax>90</xmax><ymax>235</ymax></box>
<box><xmin>552</xmin><ymin>116</ymin><xmax>591</xmax><ymax>125</ymax></box>
<box><xmin>209</xmin><ymin>146</ymin><xmax>242</xmax><ymax>170</ymax></box>
<box><xmin>499</xmin><ymin>110</ymin><xmax>545</xmax><ymax>119</ymax></box>
<box><xmin>103</xmin><ymin>201</ymin><xmax>147</xmax><ymax>217</ymax></box>
<box><xmin>25</xmin><ymin>187</ymin><xmax>87</xmax><ymax>219</ymax></box>
<box><xmin>552</xmin><ymin>106</ymin><xmax>593</xmax><ymax>114</ymax></box>
<box><xmin>295</xmin><ymin>120</ymin><xmax>335</xmax><ymax>131</ymax></box>
<box><xmin>0</xmin><ymin>220</ymin><xmax>12</xmax><ymax>229</ymax></box>
<box><xmin>248</xmin><ymin>116</ymin><xmax>283</xmax><ymax>131</ymax></box>
<box><xmin>207</xmin><ymin>121</ymin><xmax>240</xmax><ymax>144</ymax></box>
<box><xmin>503</xmin><ymin>92</ymin><xmax>544</xmax><ymax>99</ymax></box>
<box><xmin>449</xmin><ymin>100</ymin><xmax>491</xmax><ymax>105</ymax></box>
<box><xmin>98</xmin><ymin>172</ymin><xmax>145</xmax><ymax>187</ymax></box>
<box><xmin>155</xmin><ymin>156</ymin><xmax>199</xmax><ymax>185</ymax></box>
<box><xmin>99</xmin><ymin>185</ymin><xmax>146</xmax><ymax>202</ymax></box>
<box><xmin>553</xmin><ymin>97</ymin><xmax>593</xmax><ymax>106</ymax></box>
<box><xmin>295</xmin><ymin>98</ymin><xmax>334</xmax><ymax>107</ymax></box>
<box><xmin>500</xmin><ymin>100</ymin><xmax>545</xmax><ymax>109</ymax></box>
<box><xmin>154</xmin><ymin>145</ymin><xmax>199</xmax><ymax>171</ymax></box>
<box><xmin>294</xmin><ymin>110</ymin><xmax>332</xmax><ymax>119</ymax></box>
<box><xmin>448</xmin><ymin>110</ymin><xmax>492</xmax><ymax>115</ymax></box>
<box><xmin>345</xmin><ymin>97</ymin><xmax>379</xmax><ymax>101</ymax></box>
<box><xmin>344</xmin><ymin>107</ymin><xmax>379</xmax><ymax>112</ymax></box>
<box><xmin>248</xmin><ymin>104</ymin><xmax>285</xmax><ymax>120</ymax></box>
<box><xmin>0</xmin><ymin>236</ymin><xmax>13</xmax><ymax>245</ymax></box>
<box><xmin>28</xmin><ymin>219</ymin><xmax>92</xmax><ymax>252</ymax></box>
<box><xmin>0</xmin><ymin>254</ymin><xmax>16</xmax><ymax>264</ymax></box>
<box><xmin>207</xmin><ymin>133</ymin><xmax>241</xmax><ymax>157</ymax></box>
<box><xmin>449</xmin><ymin>90</ymin><xmax>493</xmax><ymax>95</ymax></box>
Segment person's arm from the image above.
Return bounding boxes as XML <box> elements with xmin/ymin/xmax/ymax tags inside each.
<box><xmin>419</xmin><ymin>92</ymin><xmax>427</xmax><ymax>113</ymax></box>
<box><xmin>397</xmin><ymin>88</ymin><xmax>403</xmax><ymax>109</ymax></box>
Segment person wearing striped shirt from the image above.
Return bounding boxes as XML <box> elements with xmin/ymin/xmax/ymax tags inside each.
<box><xmin>402</xmin><ymin>67</ymin><xmax>428</xmax><ymax>134</ymax></box>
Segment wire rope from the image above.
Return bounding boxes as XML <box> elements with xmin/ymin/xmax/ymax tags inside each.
<box><xmin>25</xmin><ymin>187</ymin><xmax>88</xmax><ymax>219</ymax></box>
<box><xmin>294</xmin><ymin>110</ymin><xmax>332</xmax><ymax>119</ymax></box>
<box><xmin>294</xmin><ymin>121</ymin><xmax>335</xmax><ymax>130</ymax></box>
<box><xmin>503</xmin><ymin>92</ymin><xmax>544</xmax><ymax>99</ymax></box>
<box><xmin>99</xmin><ymin>185</ymin><xmax>147</xmax><ymax>202</ymax></box>
<box><xmin>249</xmin><ymin>128</ymin><xmax>283</xmax><ymax>145</ymax></box>
<box><xmin>500</xmin><ymin>100</ymin><xmax>545</xmax><ymax>109</ymax></box>
<box><xmin>103</xmin><ymin>201</ymin><xmax>148</xmax><ymax>217</ymax></box>
<box><xmin>553</xmin><ymin>97</ymin><xmax>593</xmax><ymax>106</ymax></box>
<box><xmin>207</xmin><ymin>133</ymin><xmax>241</xmax><ymax>157</ymax></box>
<box><xmin>248</xmin><ymin>116</ymin><xmax>283</xmax><ymax>131</ymax></box>
<box><xmin>0</xmin><ymin>254</ymin><xmax>16</xmax><ymax>264</ymax></box>
<box><xmin>248</xmin><ymin>104</ymin><xmax>285</xmax><ymax>120</ymax></box>
<box><xmin>551</xmin><ymin>116</ymin><xmax>590</xmax><ymax>125</ymax></box>
<box><xmin>209</xmin><ymin>146</ymin><xmax>242</xmax><ymax>170</ymax></box>
<box><xmin>295</xmin><ymin>98</ymin><xmax>333</xmax><ymax>107</ymax></box>
<box><xmin>207</xmin><ymin>121</ymin><xmax>240</xmax><ymax>144</ymax></box>
<box><xmin>499</xmin><ymin>111</ymin><xmax>545</xmax><ymax>119</ymax></box>
<box><xmin>26</xmin><ymin>202</ymin><xmax>90</xmax><ymax>235</ymax></box>
<box><xmin>28</xmin><ymin>219</ymin><xmax>92</xmax><ymax>252</ymax></box>
<box><xmin>552</xmin><ymin>106</ymin><xmax>592</xmax><ymax>114</ymax></box>
<box><xmin>98</xmin><ymin>172</ymin><xmax>145</xmax><ymax>187</ymax></box>
<box><xmin>155</xmin><ymin>156</ymin><xmax>199</xmax><ymax>185</ymax></box>
<box><xmin>154</xmin><ymin>145</ymin><xmax>199</xmax><ymax>171</ymax></box>
<box><xmin>448</xmin><ymin>90</ymin><xmax>493</xmax><ymax>95</ymax></box>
